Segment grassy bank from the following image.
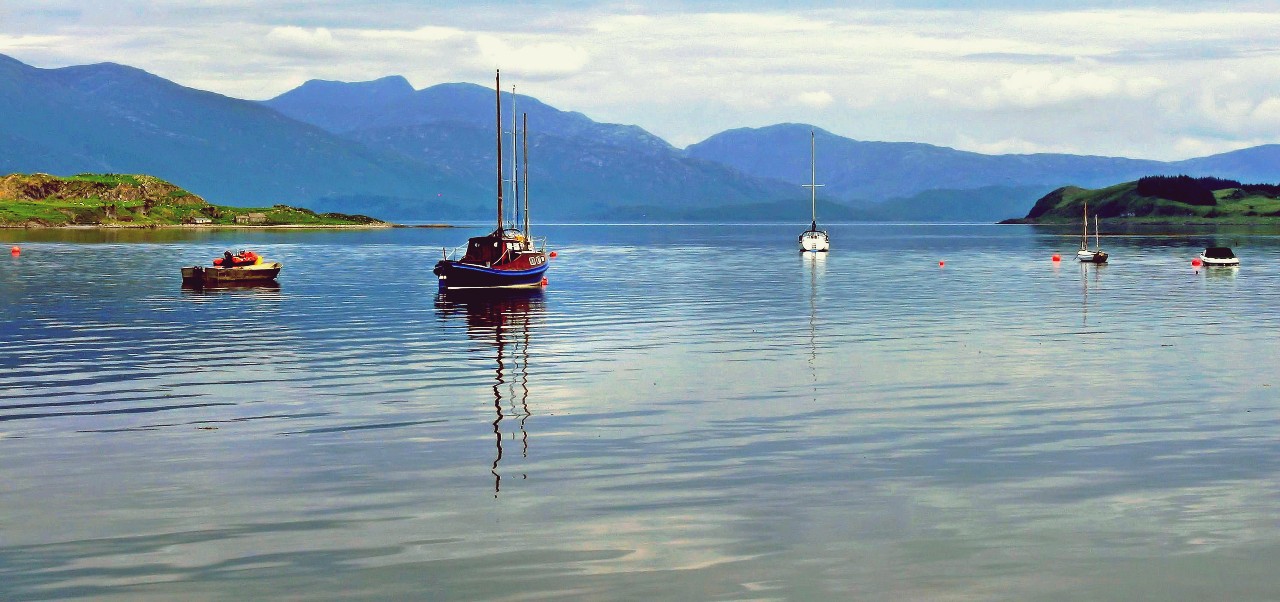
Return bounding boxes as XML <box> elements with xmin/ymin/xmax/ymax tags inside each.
<box><xmin>1</xmin><ymin>173</ymin><xmax>390</xmax><ymax>228</ymax></box>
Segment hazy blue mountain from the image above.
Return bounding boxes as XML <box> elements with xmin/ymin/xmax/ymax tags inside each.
<box><xmin>871</xmin><ymin>185</ymin><xmax>1058</xmax><ymax>222</ymax></box>
<box><xmin>258</xmin><ymin>75</ymin><xmax>417</xmax><ymax>134</ymax></box>
<box><xmin>266</xmin><ymin>79</ymin><xmax>676</xmax><ymax>154</ymax></box>
<box><xmin>684</xmin><ymin>124</ymin><xmax>1179</xmax><ymax>202</ymax></box>
<box><xmin>266</xmin><ymin>77</ymin><xmax>796</xmax><ymax>219</ymax></box>
<box><xmin>0</xmin><ymin>54</ymin><xmax>482</xmax><ymax>207</ymax></box>
<box><xmin>5</xmin><ymin>53</ymin><xmax>1279</xmax><ymax>223</ymax></box>
<box><xmin>1171</xmin><ymin>145</ymin><xmax>1280</xmax><ymax>184</ymax></box>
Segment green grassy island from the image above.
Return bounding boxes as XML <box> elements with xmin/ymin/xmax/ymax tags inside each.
<box><xmin>1002</xmin><ymin>175</ymin><xmax>1280</xmax><ymax>224</ymax></box>
<box><xmin>0</xmin><ymin>173</ymin><xmax>390</xmax><ymax>228</ymax></box>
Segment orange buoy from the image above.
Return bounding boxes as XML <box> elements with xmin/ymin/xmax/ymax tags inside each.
<box><xmin>549</xmin><ymin>251</ymin><xmax>557</xmax><ymax>258</ymax></box>
<box><xmin>540</xmin><ymin>278</ymin><xmax>548</xmax><ymax>286</ymax></box>
<box><xmin>9</xmin><ymin>246</ymin><xmax>18</xmax><ymax>256</ymax></box>
<box><xmin>1192</xmin><ymin>258</ymin><xmax>1202</xmax><ymax>267</ymax></box>
<box><xmin>1052</xmin><ymin>254</ymin><xmax>1061</xmax><ymax>262</ymax></box>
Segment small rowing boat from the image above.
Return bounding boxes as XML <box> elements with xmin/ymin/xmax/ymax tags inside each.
<box><xmin>182</xmin><ymin>250</ymin><xmax>282</xmax><ymax>286</ymax></box>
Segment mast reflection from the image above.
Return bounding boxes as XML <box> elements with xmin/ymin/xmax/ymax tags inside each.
<box><xmin>435</xmin><ymin>290</ymin><xmax>545</xmax><ymax>497</ymax></box>
<box><xmin>1079</xmin><ymin>261</ymin><xmax>1102</xmax><ymax>327</ymax></box>
<box><xmin>802</xmin><ymin>252</ymin><xmax>825</xmax><ymax>390</ymax></box>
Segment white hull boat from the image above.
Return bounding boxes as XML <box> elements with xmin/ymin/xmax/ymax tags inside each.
<box><xmin>798</xmin><ymin>130</ymin><xmax>829</xmax><ymax>253</ymax></box>
<box><xmin>1199</xmin><ymin>247</ymin><xmax>1239</xmax><ymax>266</ymax></box>
<box><xmin>800</xmin><ymin>227</ymin><xmax>829</xmax><ymax>252</ymax></box>
<box><xmin>1077</xmin><ymin>201</ymin><xmax>1107</xmax><ymax>263</ymax></box>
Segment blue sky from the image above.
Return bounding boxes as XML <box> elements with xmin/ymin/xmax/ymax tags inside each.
<box><xmin>2</xmin><ymin>1</ymin><xmax>1279</xmax><ymax>160</ymax></box>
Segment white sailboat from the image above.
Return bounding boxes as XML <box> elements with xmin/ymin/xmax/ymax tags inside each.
<box><xmin>798</xmin><ymin>129</ymin><xmax>830</xmax><ymax>252</ymax></box>
<box><xmin>1076</xmin><ymin>200</ymin><xmax>1108</xmax><ymax>263</ymax></box>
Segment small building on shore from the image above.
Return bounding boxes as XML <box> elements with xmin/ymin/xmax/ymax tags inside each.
<box><xmin>235</xmin><ymin>213</ymin><xmax>267</xmax><ymax>225</ymax></box>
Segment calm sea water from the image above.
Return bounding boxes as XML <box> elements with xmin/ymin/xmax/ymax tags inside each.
<box><xmin>2</xmin><ymin>223</ymin><xmax>1279</xmax><ymax>601</ymax></box>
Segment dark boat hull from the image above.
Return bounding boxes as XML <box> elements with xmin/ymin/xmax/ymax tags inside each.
<box><xmin>182</xmin><ymin>263</ymin><xmax>282</xmax><ymax>286</ymax></box>
<box><xmin>1076</xmin><ymin>250</ymin><xmax>1108</xmax><ymax>263</ymax></box>
<box><xmin>433</xmin><ymin>260</ymin><xmax>547</xmax><ymax>290</ymax></box>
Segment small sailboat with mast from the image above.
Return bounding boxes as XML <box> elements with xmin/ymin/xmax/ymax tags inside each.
<box><xmin>434</xmin><ymin>70</ymin><xmax>549</xmax><ymax>290</ymax></box>
<box><xmin>1076</xmin><ymin>200</ymin><xmax>1108</xmax><ymax>264</ymax></box>
<box><xmin>798</xmin><ymin>129</ymin><xmax>829</xmax><ymax>252</ymax></box>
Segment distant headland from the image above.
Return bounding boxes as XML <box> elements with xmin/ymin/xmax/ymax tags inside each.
<box><xmin>1001</xmin><ymin>175</ymin><xmax>1280</xmax><ymax>224</ymax></box>
<box><xmin>0</xmin><ymin>173</ymin><xmax>395</xmax><ymax>228</ymax></box>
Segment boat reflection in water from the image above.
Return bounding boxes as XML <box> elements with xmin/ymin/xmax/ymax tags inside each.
<box><xmin>802</xmin><ymin>251</ymin><xmax>826</xmax><ymax>387</ymax></box>
<box><xmin>180</xmin><ymin>280</ymin><xmax>282</xmax><ymax>298</ymax></box>
<box><xmin>1079</xmin><ymin>261</ymin><xmax>1102</xmax><ymax>327</ymax></box>
<box><xmin>435</xmin><ymin>289</ymin><xmax>546</xmax><ymax>497</ymax></box>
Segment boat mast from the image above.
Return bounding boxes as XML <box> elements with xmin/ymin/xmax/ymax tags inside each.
<box><xmin>495</xmin><ymin>70</ymin><xmax>504</xmax><ymax>233</ymax></box>
<box><xmin>1081</xmin><ymin>200</ymin><xmax>1088</xmax><ymax>251</ymax></box>
<box><xmin>511</xmin><ymin>85</ymin><xmax>519</xmax><ymax>231</ymax></box>
<box><xmin>523</xmin><ymin>112</ymin><xmax>530</xmax><ymax>240</ymax></box>
<box><xmin>802</xmin><ymin>129</ymin><xmax>823</xmax><ymax>230</ymax></box>
<box><xmin>1095</xmin><ymin>215</ymin><xmax>1101</xmax><ymax>251</ymax></box>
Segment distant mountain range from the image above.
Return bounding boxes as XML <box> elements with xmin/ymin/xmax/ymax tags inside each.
<box><xmin>0</xmin><ymin>54</ymin><xmax>472</xmax><ymax>210</ymax></box>
<box><xmin>3</xmin><ymin>53</ymin><xmax>1278</xmax><ymax>222</ymax></box>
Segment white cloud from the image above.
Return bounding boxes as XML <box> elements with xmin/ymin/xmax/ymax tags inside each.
<box><xmin>1252</xmin><ymin>97</ymin><xmax>1280</xmax><ymax>127</ymax></box>
<box><xmin>265</xmin><ymin>26</ymin><xmax>338</xmax><ymax>57</ymax></box>
<box><xmin>954</xmin><ymin>134</ymin><xmax>1075</xmax><ymax>156</ymax></box>
<box><xmin>1123</xmin><ymin>76</ymin><xmax>1165</xmax><ymax>98</ymax></box>
<box><xmin>974</xmin><ymin>70</ymin><xmax>1135</xmax><ymax>109</ymax></box>
<box><xmin>794</xmin><ymin>91</ymin><xmax>834</xmax><ymax>108</ymax></box>
<box><xmin>473</xmin><ymin>34</ymin><xmax>589</xmax><ymax>78</ymax></box>
<box><xmin>0</xmin><ymin>34</ymin><xmax>66</xmax><ymax>53</ymax></box>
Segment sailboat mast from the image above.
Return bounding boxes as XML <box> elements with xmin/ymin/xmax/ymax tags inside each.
<box><xmin>810</xmin><ymin>130</ymin><xmax>817</xmax><ymax>224</ymax></box>
<box><xmin>495</xmin><ymin>70</ymin><xmax>504</xmax><ymax>233</ymax></box>
<box><xmin>523</xmin><ymin>112</ymin><xmax>530</xmax><ymax>239</ymax></box>
<box><xmin>1095</xmin><ymin>215</ymin><xmax>1101</xmax><ymax>250</ymax></box>
<box><xmin>511</xmin><ymin>85</ymin><xmax>519</xmax><ymax>230</ymax></box>
<box><xmin>1081</xmin><ymin>200</ymin><xmax>1088</xmax><ymax>250</ymax></box>
<box><xmin>801</xmin><ymin>129</ymin><xmax>824</xmax><ymax>229</ymax></box>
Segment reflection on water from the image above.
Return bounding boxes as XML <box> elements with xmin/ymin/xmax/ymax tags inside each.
<box><xmin>435</xmin><ymin>290</ymin><xmax>545</xmax><ymax>497</ymax></box>
<box><xmin>1079</xmin><ymin>261</ymin><xmax>1102</xmax><ymax>327</ymax></box>
<box><xmin>180</xmin><ymin>281</ymin><xmax>283</xmax><ymax>297</ymax></box>
<box><xmin>802</xmin><ymin>252</ymin><xmax>825</xmax><ymax>390</ymax></box>
<box><xmin>6</xmin><ymin>224</ymin><xmax>1280</xmax><ymax>600</ymax></box>
<box><xmin>1198</xmin><ymin>264</ymin><xmax>1241</xmax><ymax>280</ymax></box>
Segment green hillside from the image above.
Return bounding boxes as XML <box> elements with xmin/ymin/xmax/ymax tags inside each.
<box><xmin>1004</xmin><ymin>176</ymin><xmax>1280</xmax><ymax>223</ymax></box>
<box><xmin>0</xmin><ymin>173</ymin><xmax>386</xmax><ymax>227</ymax></box>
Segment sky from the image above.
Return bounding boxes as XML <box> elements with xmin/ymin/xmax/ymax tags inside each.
<box><xmin>2</xmin><ymin>0</ymin><xmax>1279</xmax><ymax>160</ymax></box>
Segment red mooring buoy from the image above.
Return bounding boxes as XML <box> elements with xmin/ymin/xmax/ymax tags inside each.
<box><xmin>9</xmin><ymin>246</ymin><xmax>19</xmax><ymax>256</ymax></box>
<box><xmin>540</xmin><ymin>278</ymin><xmax>549</xmax><ymax>286</ymax></box>
<box><xmin>938</xmin><ymin>260</ymin><xmax>945</xmax><ymax>267</ymax></box>
<box><xmin>1192</xmin><ymin>258</ymin><xmax>1202</xmax><ymax>267</ymax></box>
<box><xmin>549</xmin><ymin>251</ymin><xmax>557</xmax><ymax>258</ymax></box>
<box><xmin>1052</xmin><ymin>253</ymin><xmax>1061</xmax><ymax>262</ymax></box>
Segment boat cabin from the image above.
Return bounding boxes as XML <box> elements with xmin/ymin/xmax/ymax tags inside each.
<box><xmin>461</xmin><ymin>232</ymin><xmax>526</xmax><ymax>266</ymax></box>
<box><xmin>1203</xmin><ymin>247</ymin><xmax>1236</xmax><ymax>260</ymax></box>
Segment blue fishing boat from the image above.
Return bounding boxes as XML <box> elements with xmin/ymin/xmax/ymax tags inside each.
<box><xmin>434</xmin><ymin>70</ymin><xmax>549</xmax><ymax>290</ymax></box>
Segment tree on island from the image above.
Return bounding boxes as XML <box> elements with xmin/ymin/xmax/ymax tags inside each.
<box><xmin>1135</xmin><ymin>175</ymin><xmax>1218</xmax><ymax>206</ymax></box>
